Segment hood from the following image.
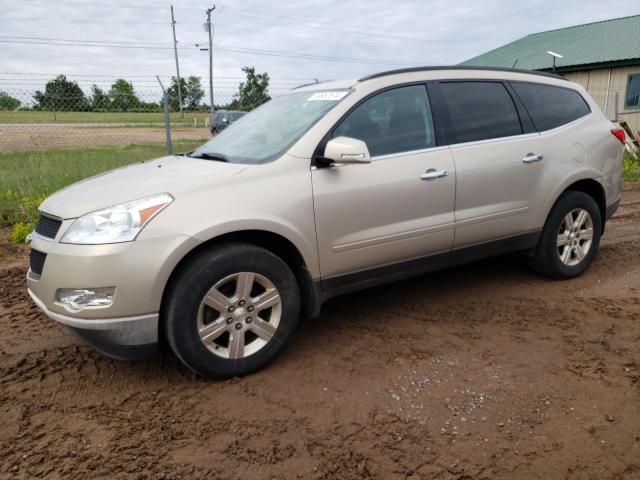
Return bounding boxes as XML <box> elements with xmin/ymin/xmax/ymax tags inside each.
<box><xmin>39</xmin><ymin>155</ymin><xmax>246</xmax><ymax>219</ymax></box>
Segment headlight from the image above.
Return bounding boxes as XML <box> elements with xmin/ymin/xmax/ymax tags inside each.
<box><xmin>60</xmin><ymin>193</ymin><xmax>173</xmax><ymax>244</ymax></box>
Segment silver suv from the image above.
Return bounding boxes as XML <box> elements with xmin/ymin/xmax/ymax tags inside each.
<box><xmin>27</xmin><ymin>67</ymin><xmax>624</xmax><ymax>378</ymax></box>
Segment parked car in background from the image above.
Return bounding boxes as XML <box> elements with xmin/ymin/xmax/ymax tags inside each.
<box><xmin>210</xmin><ymin>110</ymin><xmax>246</xmax><ymax>134</ymax></box>
<box><xmin>27</xmin><ymin>66</ymin><xmax>624</xmax><ymax>378</ymax></box>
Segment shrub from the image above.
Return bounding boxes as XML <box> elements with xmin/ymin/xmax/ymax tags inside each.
<box><xmin>11</xmin><ymin>222</ymin><xmax>33</xmax><ymax>244</ymax></box>
<box><xmin>624</xmin><ymin>153</ymin><xmax>640</xmax><ymax>181</ymax></box>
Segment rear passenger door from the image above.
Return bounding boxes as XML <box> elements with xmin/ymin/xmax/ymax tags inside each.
<box><xmin>434</xmin><ymin>80</ymin><xmax>547</xmax><ymax>247</ymax></box>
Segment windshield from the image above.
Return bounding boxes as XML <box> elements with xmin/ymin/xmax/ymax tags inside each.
<box><xmin>193</xmin><ymin>90</ymin><xmax>350</xmax><ymax>164</ymax></box>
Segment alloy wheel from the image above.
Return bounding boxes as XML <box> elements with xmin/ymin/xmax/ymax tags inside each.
<box><xmin>196</xmin><ymin>272</ymin><xmax>282</xmax><ymax>359</ymax></box>
<box><xmin>556</xmin><ymin>208</ymin><xmax>594</xmax><ymax>266</ymax></box>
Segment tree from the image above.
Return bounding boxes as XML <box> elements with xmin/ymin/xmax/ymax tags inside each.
<box><xmin>167</xmin><ymin>76</ymin><xmax>205</xmax><ymax>111</ymax></box>
<box><xmin>34</xmin><ymin>75</ymin><xmax>88</xmax><ymax>111</ymax></box>
<box><xmin>109</xmin><ymin>79</ymin><xmax>140</xmax><ymax>111</ymax></box>
<box><xmin>0</xmin><ymin>91</ymin><xmax>21</xmax><ymax>111</ymax></box>
<box><xmin>90</xmin><ymin>85</ymin><xmax>110</xmax><ymax>111</ymax></box>
<box><xmin>185</xmin><ymin>76</ymin><xmax>205</xmax><ymax>109</ymax></box>
<box><xmin>235</xmin><ymin>67</ymin><xmax>270</xmax><ymax>111</ymax></box>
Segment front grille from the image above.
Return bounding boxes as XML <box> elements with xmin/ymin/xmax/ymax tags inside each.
<box><xmin>30</xmin><ymin>249</ymin><xmax>47</xmax><ymax>276</ymax></box>
<box><xmin>35</xmin><ymin>214</ymin><xmax>62</xmax><ymax>239</ymax></box>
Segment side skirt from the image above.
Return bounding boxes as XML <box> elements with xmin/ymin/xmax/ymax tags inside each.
<box><xmin>311</xmin><ymin>230</ymin><xmax>541</xmax><ymax>313</ymax></box>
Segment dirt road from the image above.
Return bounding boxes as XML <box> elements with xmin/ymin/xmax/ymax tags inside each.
<box><xmin>0</xmin><ymin>125</ymin><xmax>210</xmax><ymax>152</ymax></box>
<box><xmin>1</xmin><ymin>183</ymin><xmax>639</xmax><ymax>480</ymax></box>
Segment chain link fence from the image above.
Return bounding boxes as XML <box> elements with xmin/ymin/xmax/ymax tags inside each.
<box><xmin>2</xmin><ymin>80</ymin><xmax>638</xmax><ymax>154</ymax></box>
<box><xmin>0</xmin><ymin>78</ymin><xmax>300</xmax><ymax>153</ymax></box>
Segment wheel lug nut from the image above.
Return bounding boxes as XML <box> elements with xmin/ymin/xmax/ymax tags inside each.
<box><xmin>226</xmin><ymin>317</ymin><xmax>233</xmax><ymax>324</ymax></box>
<box><xmin>247</xmin><ymin>306</ymin><xmax>254</xmax><ymax>312</ymax></box>
<box><xmin>239</xmin><ymin>300</ymin><xmax>246</xmax><ymax>307</ymax></box>
<box><xmin>228</xmin><ymin>306</ymin><xmax>235</xmax><ymax>313</ymax></box>
<box><xmin>235</xmin><ymin>323</ymin><xmax>242</xmax><ymax>330</ymax></box>
<box><xmin>246</xmin><ymin>317</ymin><xmax>252</xmax><ymax>324</ymax></box>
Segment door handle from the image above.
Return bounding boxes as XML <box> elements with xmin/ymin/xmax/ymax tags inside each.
<box><xmin>522</xmin><ymin>153</ymin><xmax>543</xmax><ymax>163</ymax></box>
<box><xmin>420</xmin><ymin>169</ymin><xmax>448</xmax><ymax>180</ymax></box>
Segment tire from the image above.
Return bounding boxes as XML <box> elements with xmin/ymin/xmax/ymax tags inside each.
<box><xmin>529</xmin><ymin>190</ymin><xmax>602</xmax><ymax>279</ymax></box>
<box><xmin>164</xmin><ymin>243</ymin><xmax>300</xmax><ymax>378</ymax></box>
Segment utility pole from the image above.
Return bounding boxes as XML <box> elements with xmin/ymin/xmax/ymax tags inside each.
<box><xmin>206</xmin><ymin>5</ymin><xmax>215</xmax><ymax>115</ymax></box>
<box><xmin>170</xmin><ymin>5</ymin><xmax>184</xmax><ymax>118</ymax></box>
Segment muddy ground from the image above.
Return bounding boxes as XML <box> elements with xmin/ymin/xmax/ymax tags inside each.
<box><xmin>1</xmin><ymin>183</ymin><xmax>639</xmax><ymax>480</ymax></box>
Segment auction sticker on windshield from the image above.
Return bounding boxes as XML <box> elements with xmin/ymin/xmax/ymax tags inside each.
<box><xmin>307</xmin><ymin>91</ymin><xmax>349</xmax><ymax>101</ymax></box>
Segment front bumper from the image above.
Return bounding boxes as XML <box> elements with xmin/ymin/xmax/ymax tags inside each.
<box><xmin>28</xmin><ymin>288</ymin><xmax>158</xmax><ymax>360</ymax></box>
<box><xmin>24</xmin><ymin>228</ymin><xmax>198</xmax><ymax>361</ymax></box>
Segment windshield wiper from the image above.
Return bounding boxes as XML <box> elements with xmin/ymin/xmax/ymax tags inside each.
<box><xmin>187</xmin><ymin>151</ymin><xmax>229</xmax><ymax>162</ymax></box>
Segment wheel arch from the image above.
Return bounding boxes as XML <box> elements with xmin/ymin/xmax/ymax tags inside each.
<box><xmin>561</xmin><ymin>178</ymin><xmax>607</xmax><ymax>232</ymax></box>
<box><xmin>543</xmin><ymin>174</ymin><xmax>607</xmax><ymax>234</ymax></box>
<box><xmin>159</xmin><ymin>229</ymin><xmax>321</xmax><ymax>342</ymax></box>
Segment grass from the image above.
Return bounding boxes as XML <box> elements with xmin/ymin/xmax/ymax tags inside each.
<box><xmin>623</xmin><ymin>152</ymin><xmax>640</xmax><ymax>181</ymax></box>
<box><xmin>0</xmin><ymin>141</ymin><xmax>203</xmax><ymax>240</ymax></box>
<box><xmin>0</xmin><ymin>110</ymin><xmax>210</xmax><ymax>125</ymax></box>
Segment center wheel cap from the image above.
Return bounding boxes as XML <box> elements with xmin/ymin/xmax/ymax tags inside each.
<box><xmin>234</xmin><ymin>307</ymin><xmax>245</xmax><ymax>317</ymax></box>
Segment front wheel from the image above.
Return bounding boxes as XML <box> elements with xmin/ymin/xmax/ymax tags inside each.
<box><xmin>529</xmin><ymin>190</ymin><xmax>602</xmax><ymax>279</ymax></box>
<box><xmin>164</xmin><ymin>244</ymin><xmax>300</xmax><ymax>378</ymax></box>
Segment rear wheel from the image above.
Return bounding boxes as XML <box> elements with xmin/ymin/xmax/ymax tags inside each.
<box><xmin>164</xmin><ymin>243</ymin><xmax>300</xmax><ymax>378</ymax></box>
<box><xmin>529</xmin><ymin>190</ymin><xmax>601</xmax><ymax>279</ymax></box>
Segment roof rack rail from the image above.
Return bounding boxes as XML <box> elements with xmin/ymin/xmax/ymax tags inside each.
<box><xmin>291</xmin><ymin>79</ymin><xmax>329</xmax><ymax>90</ymax></box>
<box><xmin>358</xmin><ymin>66</ymin><xmax>566</xmax><ymax>82</ymax></box>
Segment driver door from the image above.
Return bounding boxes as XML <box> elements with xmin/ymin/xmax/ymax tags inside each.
<box><xmin>311</xmin><ymin>84</ymin><xmax>456</xmax><ymax>288</ymax></box>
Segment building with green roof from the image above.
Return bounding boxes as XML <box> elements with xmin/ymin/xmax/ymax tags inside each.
<box><xmin>462</xmin><ymin>15</ymin><xmax>640</xmax><ymax>131</ymax></box>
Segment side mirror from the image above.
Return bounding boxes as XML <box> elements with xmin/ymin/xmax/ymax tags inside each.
<box><xmin>323</xmin><ymin>136</ymin><xmax>372</xmax><ymax>165</ymax></box>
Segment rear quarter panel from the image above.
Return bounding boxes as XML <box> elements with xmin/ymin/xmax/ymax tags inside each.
<box><xmin>532</xmin><ymin>99</ymin><xmax>623</xmax><ymax>230</ymax></box>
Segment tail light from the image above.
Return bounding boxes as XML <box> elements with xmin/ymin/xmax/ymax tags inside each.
<box><xmin>611</xmin><ymin>128</ymin><xmax>626</xmax><ymax>144</ymax></box>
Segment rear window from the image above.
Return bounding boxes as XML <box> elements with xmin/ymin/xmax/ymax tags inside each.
<box><xmin>511</xmin><ymin>83</ymin><xmax>590</xmax><ymax>131</ymax></box>
<box><xmin>439</xmin><ymin>81</ymin><xmax>522</xmax><ymax>144</ymax></box>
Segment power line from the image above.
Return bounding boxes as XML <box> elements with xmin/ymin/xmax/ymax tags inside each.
<box><xmin>0</xmin><ymin>0</ymin><xmax>467</xmax><ymax>44</ymax></box>
<box><xmin>0</xmin><ymin>35</ymin><xmax>171</xmax><ymax>46</ymax></box>
<box><xmin>0</xmin><ymin>72</ymin><xmax>316</xmax><ymax>81</ymax></box>
<box><xmin>0</xmin><ymin>38</ymin><xmax>416</xmax><ymax>66</ymax></box>
<box><xmin>216</xmin><ymin>44</ymin><xmax>411</xmax><ymax>66</ymax></box>
<box><xmin>0</xmin><ymin>0</ymin><xmax>206</xmax><ymax>11</ymax></box>
<box><xmin>217</xmin><ymin>6</ymin><xmax>463</xmax><ymax>44</ymax></box>
<box><xmin>0</xmin><ymin>39</ymin><xmax>181</xmax><ymax>50</ymax></box>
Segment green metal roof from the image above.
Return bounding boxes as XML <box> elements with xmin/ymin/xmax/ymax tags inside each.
<box><xmin>461</xmin><ymin>15</ymin><xmax>640</xmax><ymax>72</ymax></box>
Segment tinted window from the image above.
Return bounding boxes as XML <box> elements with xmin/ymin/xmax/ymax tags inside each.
<box><xmin>439</xmin><ymin>81</ymin><xmax>522</xmax><ymax>143</ymax></box>
<box><xmin>512</xmin><ymin>83</ymin><xmax>590</xmax><ymax>131</ymax></box>
<box><xmin>625</xmin><ymin>74</ymin><xmax>640</xmax><ymax>109</ymax></box>
<box><xmin>333</xmin><ymin>85</ymin><xmax>435</xmax><ymax>157</ymax></box>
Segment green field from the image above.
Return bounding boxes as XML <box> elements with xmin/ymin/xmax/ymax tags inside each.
<box><xmin>0</xmin><ymin>110</ymin><xmax>210</xmax><ymax>125</ymax></box>
<box><xmin>0</xmin><ymin>141</ymin><xmax>202</xmax><ymax>241</ymax></box>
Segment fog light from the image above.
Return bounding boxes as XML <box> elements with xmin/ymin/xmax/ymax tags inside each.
<box><xmin>55</xmin><ymin>287</ymin><xmax>115</xmax><ymax>311</ymax></box>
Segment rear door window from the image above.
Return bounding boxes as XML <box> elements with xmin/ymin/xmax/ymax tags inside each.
<box><xmin>511</xmin><ymin>82</ymin><xmax>591</xmax><ymax>131</ymax></box>
<box><xmin>333</xmin><ymin>84</ymin><xmax>436</xmax><ymax>157</ymax></box>
<box><xmin>438</xmin><ymin>81</ymin><xmax>522</xmax><ymax>144</ymax></box>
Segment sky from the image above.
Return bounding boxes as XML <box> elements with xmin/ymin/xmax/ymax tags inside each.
<box><xmin>0</xmin><ymin>0</ymin><xmax>638</xmax><ymax>101</ymax></box>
